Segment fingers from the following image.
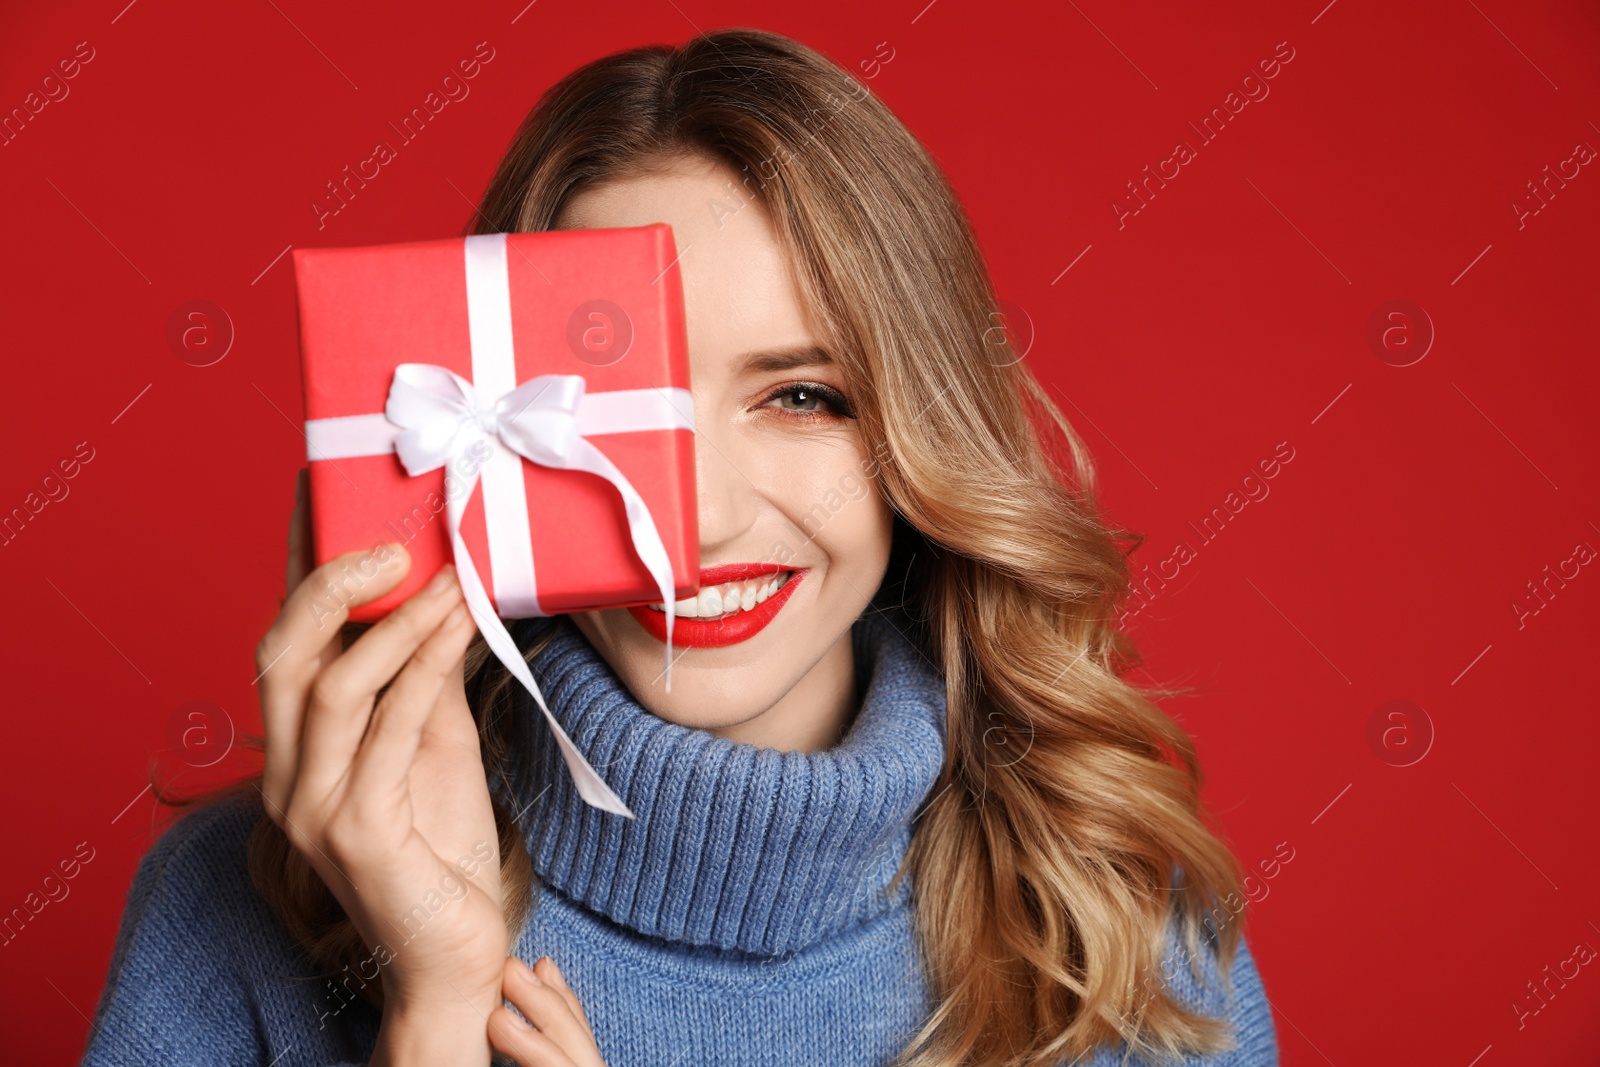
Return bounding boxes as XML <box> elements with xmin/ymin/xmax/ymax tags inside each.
<box><xmin>345</xmin><ymin>598</ymin><xmax>475</xmax><ymax>800</ymax></box>
<box><xmin>294</xmin><ymin>565</ymin><xmax>464</xmax><ymax>802</ymax></box>
<box><xmin>259</xmin><ymin>543</ymin><xmax>412</xmax><ymax>697</ymax></box>
<box><xmin>494</xmin><ymin>957</ymin><xmax>603</xmax><ymax>1067</ymax></box>
<box><xmin>259</xmin><ymin>543</ymin><xmax>412</xmax><ymax>820</ymax></box>
<box><xmin>488</xmin><ymin>1006</ymin><xmax>579</xmax><ymax>1067</ymax></box>
<box><xmin>535</xmin><ymin>957</ymin><xmax>591</xmax><ymax>1032</ymax></box>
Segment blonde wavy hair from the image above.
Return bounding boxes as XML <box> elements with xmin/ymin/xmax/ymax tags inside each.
<box><xmin>165</xmin><ymin>27</ymin><xmax>1249</xmax><ymax>1067</ymax></box>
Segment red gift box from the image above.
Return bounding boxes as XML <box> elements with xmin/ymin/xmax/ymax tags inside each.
<box><xmin>293</xmin><ymin>226</ymin><xmax>697</xmax><ymax>818</ymax></box>
<box><xmin>292</xmin><ymin>226</ymin><xmax>699</xmax><ymax>626</ymax></box>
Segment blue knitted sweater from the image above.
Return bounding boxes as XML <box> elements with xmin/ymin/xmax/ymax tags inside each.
<box><xmin>82</xmin><ymin>607</ymin><xmax>1278</xmax><ymax>1066</ymax></box>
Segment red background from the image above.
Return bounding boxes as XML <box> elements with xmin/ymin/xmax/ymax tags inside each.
<box><xmin>2</xmin><ymin>1</ymin><xmax>1596</xmax><ymax>1064</ymax></box>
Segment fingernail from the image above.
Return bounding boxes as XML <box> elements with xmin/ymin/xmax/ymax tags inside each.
<box><xmin>425</xmin><ymin>563</ymin><xmax>456</xmax><ymax>593</ymax></box>
<box><xmin>524</xmin><ymin>958</ymin><xmax>543</xmax><ymax>985</ymax></box>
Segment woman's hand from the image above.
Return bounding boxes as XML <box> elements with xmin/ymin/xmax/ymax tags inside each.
<box><xmin>259</xmin><ymin>469</ymin><xmax>508</xmax><ymax>1066</ymax></box>
<box><xmin>490</xmin><ymin>955</ymin><xmax>609</xmax><ymax>1067</ymax></box>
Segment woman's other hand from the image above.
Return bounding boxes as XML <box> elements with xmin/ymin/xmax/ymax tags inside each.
<box><xmin>490</xmin><ymin>955</ymin><xmax>609</xmax><ymax>1067</ymax></box>
<box><xmin>260</xmin><ymin>468</ymin><xmax>507</xmax><ymax>1066</ymax></box>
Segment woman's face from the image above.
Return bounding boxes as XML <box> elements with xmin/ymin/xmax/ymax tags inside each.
<box><xmin>558</xmin><ymin>155</ymin><xmax>895</xmax><ymax>750</ymax></box>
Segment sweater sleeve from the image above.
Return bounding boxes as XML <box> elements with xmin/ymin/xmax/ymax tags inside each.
<box><xmin>79</xmin><ymin>789</ymin><xmax>372</xmax><ymax>1067</ymax></box>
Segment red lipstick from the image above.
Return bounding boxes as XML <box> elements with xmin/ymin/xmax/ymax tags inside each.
<box><xmin>627</xmin><ymin>564</ymin><xmax>805</xmax><ymax>648</ymax></box>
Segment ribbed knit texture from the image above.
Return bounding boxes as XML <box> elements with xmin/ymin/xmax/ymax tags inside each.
<box><xmin>501</xmin><ymin>610</ymin><xmax>942</xmax><ymax>957</ymax></box>
<box><xmin>81</xmin><ymin>605</ymin><xmax>1278</xmax><ymax>1066</ymax></box>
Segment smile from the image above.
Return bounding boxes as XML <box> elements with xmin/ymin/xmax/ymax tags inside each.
<box><xmin>626</xmin><ymin>565</ymin><xmax>805</xmax><ymax>648</ymax></box>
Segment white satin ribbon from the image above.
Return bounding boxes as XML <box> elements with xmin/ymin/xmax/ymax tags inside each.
<box><xmin>304</xmin><ymin>232</ymin><xmax>695</xmax><ymax>819</ymax></box>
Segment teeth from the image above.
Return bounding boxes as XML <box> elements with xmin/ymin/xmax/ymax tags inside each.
<box><xmin>647</xmin><ymin>571</ymin><xmax>792</xmax><ymax>618</ymax></box>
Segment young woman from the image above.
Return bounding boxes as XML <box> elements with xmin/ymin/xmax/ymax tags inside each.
<box><xmin>83</xmin><ymin>28</ymin><xmax>1277</xmax><ymax>1067</ymax></box>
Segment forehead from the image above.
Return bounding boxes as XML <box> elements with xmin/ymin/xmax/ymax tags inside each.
<box><xmin>553</xmin><ymin>156</ymin><xmax>821</xmax><ymax>378</ymax></box>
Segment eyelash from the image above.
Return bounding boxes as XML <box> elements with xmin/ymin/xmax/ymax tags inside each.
<box><xmin>760</xmin><ymin>381</ymin><xmax>857</xmax><ymax>422</ymax></box>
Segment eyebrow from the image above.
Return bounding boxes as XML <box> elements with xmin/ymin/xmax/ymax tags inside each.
<box><xmin>738</xmin><ymin>344</ymin><xmax>835</xmax><ymax>374</ymax></box>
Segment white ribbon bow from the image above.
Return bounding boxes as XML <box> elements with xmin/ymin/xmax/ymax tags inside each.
<box><xmin>304</xmin><ymin>232</ymin><xmax>694</xmax><ymax>820</ymax></box>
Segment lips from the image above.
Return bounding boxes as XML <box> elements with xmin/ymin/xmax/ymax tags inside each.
<box><xmin>627</xmin><ymin>565</ymin><xmax>806</xmax><ymax>648</ymax></box>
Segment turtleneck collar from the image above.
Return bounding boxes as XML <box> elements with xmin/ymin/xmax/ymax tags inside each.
<box><xmin>495</xmin><ymin>606</ymin><xmax>947</xmax><ymax>956</ymax></box>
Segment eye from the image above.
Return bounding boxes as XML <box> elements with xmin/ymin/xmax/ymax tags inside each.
<box><xmin>761</xmin><ymin>381</ymin><xmax>857</xmax><ymax>421</ymax></box>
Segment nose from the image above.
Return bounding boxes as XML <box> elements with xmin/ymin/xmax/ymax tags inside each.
<box><xmin>692</xmin><ymin>414</ymin><xmax>760</xmax><ymax>565</ymax></box>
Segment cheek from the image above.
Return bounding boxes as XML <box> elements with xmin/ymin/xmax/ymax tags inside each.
<box><xmin>799</xmin><ymin>461</ymin><xmax>894</xmax><ymax>581</ymax></box>
<box><xmin>840</xmin><ymin>489</ymin><xmax>893</xmax><ymax>568</ymax></box>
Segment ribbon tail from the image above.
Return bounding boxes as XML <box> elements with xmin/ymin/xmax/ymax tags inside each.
<box><xmin>446</xmin><ymin>468</ymin><xmax>636</xmax><ymax>820</ymax></box>
<box><xmin>566</xmin><ymin>439</ymin><xmax>681</xmax><ymax>692</ymax></box>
